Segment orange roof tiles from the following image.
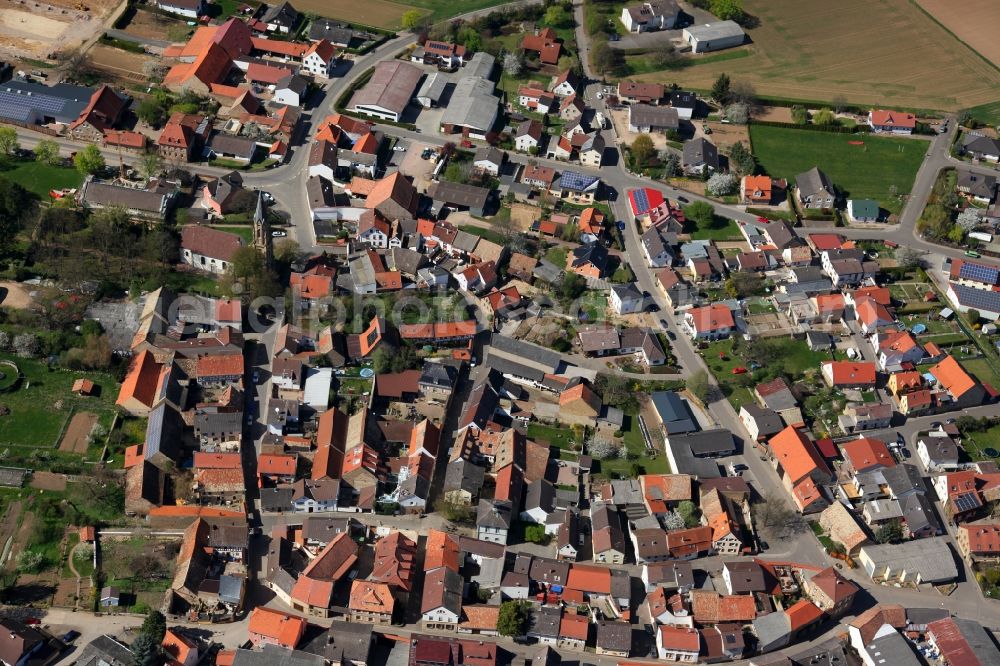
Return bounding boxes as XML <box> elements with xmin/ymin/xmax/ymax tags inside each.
<box><xmin>578</xmin><ymin>207</ymin><xmax>605</xmax><ymax>235</ymax></box>
<box><xmin>786</xmin><ymin>599</ymin><xmax>824</xmax><ymax>631</ymax></box>
<box><xmin>930</xmin><ymin>355</ymin><xmax>977</xmax><ymax>399</ymax></box>
<box><xmin>247</xmin><ymin>607</ymin><xmax>306</xmax><ymax>648</ymax></box>
<box><xmin>768</xmin><ymin>426</ymin><xmax>831</xmax><ymax>484</ymax></box>
<box><xmin>558</xmin><ymin>382</ymin><xmax>602</xmax><ymax>412</ymax></box>
<box><xmin>372</xmin><ymin>531</ymin><xmax>417</xmax><ymax>591</ymax></box>
<box><xmin>690</xmin><ymin>590</ymin><xmax>757</xmax><ymax>624</ymax></box>
<box><xmin>959</xmin><ymin>524</ymin><xmax>1000</xmax><ymax>554</ymax></box>
<box><xmin>251</xmin><ymin>36</ymin><xmax>308</xmax><ymax>57</ymax></box>
<box><xmin>559</xmin><ymin>613</ymin><xmax>590</xmax><ymax>640</ymax></box>
<box><xmin>822</xmin><ymin>361</ymin><xmax>877</xmax><ymax>387</ymax></box>
<box><xmin>743</xmin><ymin>175</ymin><xmax>772</xmax><ymax>198</ymax></box>
<box><xmin>349</xmin><ymin>579</ymin><xmax>394</xmax><ymax>615</ymax></box>
<box><xmin>291</xmin><ymin>576</ymin><xmax>335</xmax><ymax>609</ymax></box>
<box><xmin>870</xmin><ymin>109</ymin><xmax>916</xmax><ymax>129</ymax></box>
<box><xmin>852</xmin><ymin>286</ymin><xmax>891</xmax><ymax>306</ymax></box>
<box><xmin>641</xmin><ymin>474</ymin><xmax>692</xmax><ymax>513</ymax></box>
<box><xmin>124</xmin><ymin>444</ymin><xmax>143</xmax><ymax>469</ymax></box>
<box><xmin>460</xmin><ymin>606</ymin><xmax>500</xmax><ymax>632</ymax></box>
<box><xmin>856</xmin><ymin>297</ymin><xmax>894</xmax><ymax>327</ymax></box>
<box><xmin>567</xmin><ymin>564</ymin><xmax>611</xmax><ymax>594</ymax></box>
<box><xmin>162</xmin><ymin>630</ymin><xmax>197</xmax><ymax>666</ymax></box>
<box><xmin>687</xmin><ymin>303</ymin><xmax>734</xmax><ymax>333</ymax></box>
<box><xmin>258</xmin><ymin>454</ymin><xmax>296</xmax><ymax>476</ymax></box>
<box><xmin>196</xmin><ymin>352</ymin><xmax>244</xmax><ymax>379</ymax></box>
<box><xmin>424</xmin><ymin>529</ymin><xmax>460</xmax><ymax>572</ymax></box>
<box><xmin>841</xmin><ymin>437</ymin><xmax>895</xmax><ymax>472</ymax></box>
<box><xmin>116</xmin><ymin>349</ymin><xmax>162</xmax><ymax>410</ymax></box>
<box><xmin>792</xmin><ymin>476</ymin><xmax>825</xmax><ymax>511</ymax></box>
<box><xmin>814</xmin><ymin>293</ymin><xmax>845</xmax><ymax>313</ymax></box>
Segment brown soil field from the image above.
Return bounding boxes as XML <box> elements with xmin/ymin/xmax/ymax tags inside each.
<box><xmin>30</xmin><ymin>471</ymin><xmax>67</xmax><ymax>491</ymax></box>
<box><xmin>0</xmin><ymin>282</ymin><xmax>34</xmax><ymax>309</ymax></box>
<box><xmin>915</xmin><ymin>0</ymin><xmax>1000</xmax><ymax>68</ymax></box>
<box><xmin>86</xmin><ymin>44</ymin><xmax>154</xmax><ymax>82</ymax></box>
<box><xmin>120</xmin><ymin>7</ymin><xmax>190</xmax><ymax>41</ymax></box>
<box><xmin>292</xmin><ymin>0</ymin><xmax>413</xmax><ymax>28</ymax></box>
<box><xmin>58</xmin><ymin>412</ymin><xmax>98</xmax><ymax>454</ymax></box>
<box><xmin>637</xmin><ymin>0</ymin><xmax>1000</xmax><ymax>111</ymax></box>
<box><xmin>700</xmin><ymin>121</ymin><xmax>749</xmax><ymax>152</ymax></box>
<box><xmin>756</xmin><ymin>106</ymin><xmax>793</xmax><ymax>123</ymax></box>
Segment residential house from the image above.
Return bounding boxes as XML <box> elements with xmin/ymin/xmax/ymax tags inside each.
<box><xmin>618</xmin><ymin>81</ymin><xmax>664</xmax><ymax>105</ymax></box>
<box><xmin>682</xmin><ymin>138</ymin><xmax>719</xmax><ymax>175</ymax></box>
<box><xmin>821</xmin><ymin>361</ymin><xmax>877</xmax><ymax>389</ymax></box>
<box><xmin>521</xmin><ymin>27</ymin><xmax>562</xmax><ymax>65</ymax></box>
<box><xmin>627</xmin><ymin>104</ymin><xmax>678</xmax><ymax>133</ymax></box>
<box><xmin>768</xmin><ymin>426</ymin><xmax>833</xmax><ymax>514</ymax></box>
<box><xmin>620</xmin><ymin>0</ymin><xmax>679</xmax><ymax>32</ymax></box>
<box><xmin>741</xmin><ymin>175</ymin><xmax>773</xmax><ymax>205</ymax></box>
<box><xmin>682</xmin><ymin>303</ymin><xmax>734</xmax><ymax>340</ymax></box>
<box><xmin>181</xmin><ymin>226</ymin><xmax>244</xmax><ymax>275</ymax></box>
<box><xmin>796</xmin><ymin>167</ymin><xmax>835</xmax><ymax>209</ymax></box>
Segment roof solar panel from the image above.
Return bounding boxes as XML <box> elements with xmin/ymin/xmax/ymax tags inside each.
<box><xmin>954</xmin><ymin>492</ymin><xmax>980</xmax><ymax>512</ymax></box>
<box><xmin>959</xmin><ymin>261</ymin><xmax>1000</xmax><ymax>285</ymax></box>
<box><xmin>560</xmin><ymin>170</ymin><xmax>599</xmax><ymax>191</ymax></box>
<box><xmin>951</xmin><ymin>283</ymin><xmax>1000</xmax><ymax>315</ymax></box>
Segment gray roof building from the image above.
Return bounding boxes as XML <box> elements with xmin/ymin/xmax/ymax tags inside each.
<box><xmin>428</xmin><ymin>180</ymin><xmax>491</xmax><ymax>211</ymax></box>
<box><xmin>862</xmin><ymin>631</ymin><xmax>922</xmax><ymax>666</ymax></box>
<box><xmin>682</xmin><ymin>137</ymin><xmax>719</xmax><ymax>170</ymax></box>
<box><xmin>232</xmin><ymin>646</ymin><xmax>322</xmax><ymax>666</ymax></box>
<box><xmin>441</xmin><ymin>75</ymin><xmax>498</xmax><ymax>133</ymax></box>
<box><xmin>75</xmin><ymin>636</ymin><xmax>136</xmax><ymax>666</ymax></box>
<box><xmin>348</xmin><ymin>60</ymin><xmax>422</xmax><ymax>120</ymax></box>
<box><xmin>628</xmin><ymin>103</ymin><xmax>679</xmax><ymax>130</ymax></box>
<box><xmin>477</xmin><ymin>498</ymin><xmax>513</xmax><ymax>529</ymax></box>
<box><xmin>207</xmin><ymin>133</ymin><xmax>258</xmax><ymax>161</ymax></box>
<box><xmin>444</xmin><ymin>459</ymin><xmax>486</xmax><ymax>498</ymax></box>
<box><xmin>651</xmin><ymin>391</ymin><xmax>698</xmax><ymax>434</ymax></box>
<box><xmin>796</xmin><ymin>166</ymin><xmax>835</xmax><ymax>201</ymax></box>
<box><xmin>299</xmin><ymin>621</ymin><xmax>373</xmax><ymax>666</ymax></box>
<box><xmin>416</xmin><ymin>72</ymin><xmax>448</xmax><ymax>106</ymax></box>
<box><xmin>0</xmin><ymin>80</ymin><xmax>94</xmax><ymax>124</ymax></box>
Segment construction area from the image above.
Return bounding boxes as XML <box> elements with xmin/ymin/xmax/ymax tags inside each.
<box><xmin>0</xmin><ymin>0</ymin><xmax>121</xmax><ymax>63</ymax></box>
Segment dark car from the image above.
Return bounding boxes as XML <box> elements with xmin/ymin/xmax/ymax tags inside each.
<box><xmin>62</xmin><ymin>631</ymin><xmax>80</xmax><ymax>643</ymax></box>
<box><xmin>660</xmin><ymin>319</ymin><xmax>669</xmax><ymax>328</ymax></box>
<box><xmin>677</xmin><ymin>196</ymin><xmax>689</xmax><ymax>203</ymax></box>
<box><xmin>901</xmin><ymin>447</ymin><xmax>911</xmax><ymax>459</ymax></box>
<box><xmin>667</xmin><ymin>331</ymin><xmax>676</xmax><ymax>340</ymax></box>
<box><xmin>759</xmin><ymin>541</ymin><xmax>769</xmax><ymax>551</ymax></box>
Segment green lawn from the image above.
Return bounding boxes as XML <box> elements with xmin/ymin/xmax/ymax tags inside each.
<box><xmin>527</xmin><ymin>423</ymin><xmax>577</xmax><ymax>451</ymax></box>
<box><xmin>544</xmin><ymin>246</ymin><xmax>568</xmax><ymax>269</ymax></box>
<box><xmin>402</xmin><ymin>0</ymin><xmax>513</xmax><ymax>23</ymax></box>
<box><xmin>957</xmin><ymin>357</ymin><xmax>1000</xmax><ymax>392</ymax></box>
<box><xmin>0</xmin><ymin>159</ymin><xmax>82</xmax><ymax>199</ymax></box>
<box><xmin>599</xmin><ymin>414</ymin><xmax>670</xmax><ymax>477</ymax></box>
<box><xmin>968</xmin><ymin>101</ymin><xmax>1000</xmax><ymax>128</ymax></box>
<box><xmin>458</xmin><ymin>225</ymin><xmax>505</xmax><ymax>245</ymax></box>
<box><xmin>209</xmin><ymin>225</ymin><xmax>253</xmax><ymax>243</ymax></box>
<box><xmin>0</xmin><ymin>354</ymin><xmax>119</xmax><ymax>450</ymax></box>
<box><xmin>687</xmin><ymin>216</ymin><xmax>742</xmax><ymax>241</ymax></box>
<box><xmin>749</xmin><ymin>125</ymin><xmax>926</xmax><ymax>214</ymax></box>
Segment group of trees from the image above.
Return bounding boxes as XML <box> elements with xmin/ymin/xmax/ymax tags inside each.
<box><xmin>691</xmin><ymin>0</ymin><xmax>744</xmax><ymax>21</ymax></box>
<box><xmin>131</xmin><ymin>610</ymin><xmax>167</xmax><ymax>666</ymax></box>
<box><xmin>706</xmin><ymin>172</ymin><xmax>739</xmax><ymax>196</ymax></box>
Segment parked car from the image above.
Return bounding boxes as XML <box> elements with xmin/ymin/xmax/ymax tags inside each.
<box><xmin>252</xmin><ymin>369</ymin><xmax>259</xmax><ymax>383</ymax></box>
<box><xmin>62</xmin><ymin>631</ymin><xmax>80</xmax><ymax>643</ymax></box>
<box><xmin>262</xmin><ymin>191</ymin><xmax>275</xmax><ymax>203</ymax></box>
<box><xmin>271</xmin><ymin>230</ymin><xmax>287</xmax><ymax>237</ymax></box>
<box><xmin>732</xmin><ymin>367</ymin><xmax>748</xmax><ymax>374</ymax></box>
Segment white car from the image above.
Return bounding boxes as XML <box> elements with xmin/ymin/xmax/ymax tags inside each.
<box><xmin>393</xmin><ymin>144</ymin><xmax>407</xmax><ymax>152</ymax></box>
<box><xmin>262</xmin><ymin>191</ymin><xmax>275</xmax><ymax>203</ymax></box>
<box><xmin>596</xmin><ymin>92</ymin><xmax>603</xmax><ymax>99</ymax></box>
<box><xmin>271</xmin><ymin>230</ymin><xmax>287</xmax><ymax>237</ymax></box>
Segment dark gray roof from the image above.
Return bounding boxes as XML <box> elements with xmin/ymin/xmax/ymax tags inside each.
<box><xmin>75</xmin><ymin>636</ymin><xmax>136</xmax><ymax>666</ymax></box>
<box><xmin>529</xmin><ymin>556</ymin><xmax>569</xmax><ymax>585</ymax></box>
<box><xmin>232</xmin><ymin>646</ymin><xmax>322</xmax><ymax>666</ymax></box>
<box><xmin>787</xmin><ymin>637</ymin><xmax>850</xmax><ymax>666</ymax></box>
<box><xmin>651</xmin><ymin>391</ymin><xmax>698</xmax><ymax>433</ymax></box>
<box><xmin>260</xmin><ymin>487</ymin><xmax>294</xmax><ymax>512</ymax></box>
<box><xmin>901</xmin><ymin>493</ymin><xmax>941</xmax><ymax>535</ymax></box>
<box><xmin>302</xmin><ymin>515</ymin><xmax>352</xmax><ymax>541</ymax></box>
<box><xmin>945</xmin><ymin>619</ymin><xmax>1000</xmax><ymax>665</ymax></box>
<box><xmin>962</xmin><ymin>134</ymin><xmax>1000</xmax><ymax>157</ymax></box>
<box><xmin>81</xmin><ymin>179</ymin><xmax>173</xmax><ymax>214</ymax></box>
<box><xmin>669</xmin><ymin>429</ymin><xmax>735</xmax><ymax>456</ymax></box>
<box><xmin>308</xmin><ymin>21</ymin><xmax>355</xmax><ymax>45</ymax></box>
<box><xmin>628</xmin><ymin>103</ymin><xmax>679</xmax><ymax>129</ymax></box>
<box><xmin>219</xmin><ymin>574</ymin><xmax>244</xmax><ymax>604</ymax></box>
<box><xmin>301</xmin><ymin>621</ymin><xmax>373</xmax><ymax>665</ymax></box>
<box><xmin>488</xmin><ymin>334</ymin><xmax>563</xmax><ymax>373</ymax></box>
<box><xmin>428</xmin><ymin>180</ymin><xmax>491</xmax><ymax>209</ymax></box>
<box><xmin>533</xmin><ymin>258</ymin><xmax>563</xmax><ymax>283</ymax></box>
<box><xmin>307</xmin><ymin>175</ymin><xmax>336</xmax><ymax>208</ymax></box>
<box><xmin>475</xmin><ymin>145</ymin><xmax>505</xmax><ymax>166</ymax></box>
<box><xmin>530</xmin><ymin>606</ymin><xmax>561</xmax><ymax>638</ymax></box>
<box><xmin>525</xmin><ymin>479</ymin><xmax>556</xmax><ymax>513</ymax></box>
<box><xmin>477</xmin><ymin>498</ymin><xmax>513</xmax><ymax>529</ymax></box>
<box><xmin>596</xmin><ymin>621</ymin><xmax>632</xmax><ymax>651</ymax></box>
<box><xmin>194</xmin><ymin>410</ymin><xmax>243</xmax><ymax>436</ymax></box>
<box><xmin>724</xmin><ymin>561</ymin><xmax>766</xmax><ymax>593</ymax></box>
<box><xmin>208</xmin><ymin>133</ymin><xmax>258</xmax><ymax>160</ymax></box>
<box><xmin>795</xmin><ymin>166</ymin><xmax>834</xmax><ymax>199</ymax></box>
<box><xmin>919</xmin><ymin>435</ymin><xmax>959</xmax><ymax>463</ymax></box>
<box><xmin>669</xmin><ymin>90</ymin><xmax>696</xmax><ymax>109</ymax></box>
<box><xmin>445</xmin><ymin>458</ymin><xmax>485</xmax><ymax>495</ymax></box>
<box><xmin>862</xmin><ymin>630</ymin><xmax>922</xmax><ymax>666</ymax></box>
<box><xmin>262</xmin><ymin>1</ymin><xmax>301</xmax><ymax>26</ymax></box>
<box><xmin>682</xmin><ymin>137</ymin><xmax>719</xmax><ymax>168</ymax></box>
<box><xmin>276</xmin><ymin>74</ymin><xmax>308</xmax><ymax>95</ymax></box>
<box><xmin>419</xmin><ymin>361</ymin><xmax>457</xmax><ymax>390</ymax></box>
<box><xmin>0</xmin><ymin>80</ymin><xmax>94</xmax><ymax>123</ymax></box>
<box><xmin>741</xmin><ymin>405</ymin><xmax>784</xmax><ymax>437</ymax></box>
<box><xmin>666</xmin><ymin>435</ymin><xmax>721</xmax><ymax>478</ymax></box>
<box><xmin>957</xmin><ymin>170</ymin><xmax>997</xmax><ymax>199</ymax></box>
<box><xmin>881</xmin><ymin>463</ymin><xmax>926</xmax><ymax>497</ymax></box>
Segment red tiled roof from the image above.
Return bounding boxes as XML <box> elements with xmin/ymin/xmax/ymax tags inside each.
<box><xmin>822</xmin><ymin>361</ymin><xmax>877</xmax><ymax>386</ymax></box>
<box><xmin>841</xmin><ymin>437</ymin><xmax>896</xmax><ymax>472</ymax></box>
<box><xmin>196</xmin><ymin>352</ymin><xmax>244</xmax><ymax>378</ymax></box>
<box><xmin>116</xmin><ymin>349</ymin><xmax>162</xmax><ymax>410</ymax></box>
<box><xmin>566</xmin><ymin>564</ymin><xmax>611</xmax><ymax>594</ymax></box>
<box><xmin>687</xmin><ymin>304</ymin><xmax>734</xmax><ymax>333</ymax></box>
<box><xmin>930</xmin><ymin>355</ymin><xmax>977</xmax><ymax>399</ymax></box>
<box><xmin>181</xmin><ymin>225</ymin><xmax>243</xmax><ymax>262</ymax></box>
<box><xmin>870</xmin><ymin>109</ymin><xmax>916</xmax><ymax>129</ymax></box>
<box><xmin>786</xmin><ymin>599</ymin><xmax>824</xmax><ymax>631</ymax></box>
<box><xmin>768</xmin><ymin>426</ymin><xmax>831</xmax><ymax>484</ymax></box>
<box><xmin>193</xmin><ymin>452</ymin><xmax>242</xmax><ymax>469</ymax></box>
<box><xmin>247</xmin><ymin>607</ymin><xmax>305</xmax><ymax>648</ymax></box>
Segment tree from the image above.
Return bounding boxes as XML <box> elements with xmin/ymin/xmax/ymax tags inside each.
<box><xmin>136</xmin><ymin>93</ymin><xmax>170</xmax><ymax>127</ymax></box>
<box><xmin>724</xmin><ymin>102</ymin><xmax>749</xmax><ymax>125</ymax></box>
<box><xmin>729</xmin><ymin>80</ymin><xmax>757</xmax><ymax>106</ymax></box>
<box><xmin>457</xmin><ymin>25</ymin><xmax>482</xmax><ymax>52</ymax></box>
<box><xmin>593</xmin><ymin>373</ymin><xmax>639</xmax><ymax>412</ymax></box>
<box><xmin>711</xmin><ymin>73</ymin><xmax>731</xmax><ymax>104</ymax></box>
<box><xmin>34</xmin><ymin>139</ymin><xmax>60</xmax><ymax>165</ymax></box>
<box><xmin>0</xmin><ymin>127</ymin><xmax>18</xmax><ymax>157</ymax></box>
<box><xmin>0</xmin><ymin>177</ymin><xmax>33</xmax><ymax>254</ymax></box>
<box><xmin>688</xmin><ymin>370</ymin><xmax>710</xmax><ymax>403</ymax></box>
<box><xmin>917</xmin><ymin>203</ymin><xmax>952</xmax><ymax>240</ymax></box>
<box><xmin>15</xmin><ymin>550</ymin><xmax>43</xmax><ymax>573</ymax></box>
<box><xmin>753</xmin><ymin>492</ymin><xmax>806</xmax><ymax>537</ymax></box>
<box><xmin>588</xmin><ymin>438</ymin><xmax>624</xmax><ymax>459</ymax></box>
<box><xmin>812</xmin><ymin>108</ymin><xmax>836</xmax><ymax>126</ymax></box>
<box><xmin>497</xmin><ymin>601</ymin><xmax>530</xmax><ymax>638</ymax></box>
<box><xmin>524</xmin><ymin>524</ymin><xmax>547</xmax><ymax>543</ymax></box>
<box><xmin>896</xmin><ymin>246</ymin><xmax>923</xmax><ymax>270</ymax></box>
<box><xmin>677</xmin><ymin>500</ymin><xmax>700</xmax><ymax>528</ymax></box>
<box><xmin>74</xmin><ymin>144</ymin><xmax>105</xmax><ymax>175</ymax></box>
<box><xmin>12</xmin><ymin>333</ymin><xmax>37</xmax><ymax>358</ymax></box>
<box><xmin>131</xmin><ymin>632</ymin><xmax>161</xmax><ymax>666</ymax></box>
<box><xmin>221</xmin><ymin>247</ymin><xmax>281</xmax><ymax>302</ymax></box>
<box><xmin>138</xmin><ymin>152</ymin><xmax>162</xmax><ymax>182</ymax></box>
<box><xmin>502</xmin><ymin>52</ymin><xmax>523</xmax><ymax>77</ymax></box>
<box><xmin>957</xmin><ymin>207</ymin><xmax>981</xmax><ymax>231</ymax></box>
<box><xmin>662</xmin><ymin>510</ymin><xmax>685</xmax><ymax>530</ymax></box>
<box><xmin>948</xmin><ymin>224</ymin><xmax>966</xmax><ymax>244</ymax></box>
<box><xmin>727</xmin><ymin>141</ymin><xmax>755</xmax><ymax>176</ymax></box>
<box><xmin>967</xmin><ymin>309</ymin><xmax>982</xmax><ymax>325</ymax></box>
<box><xmin>592</xmin><ymin>39</ymin><xmax>625</xmax><ymax>77</ymax></box>
<box><xmin>710</xmin><ymin>0</ymin><xmax>743</xmax><ymax>21</ymax></box>
<box><xmin>791</xmin><ymin>105</ymin><xmax>808</xmax><ymax>125</ymax></box>
<box><xmin>831</xmin><ymin>95</ymin><xmax>848</xmax><ymax>113</ymax></box>
<box><xmin>139</xmin><ymin>610</ymin><xmax>167</xmax><ymax>643</ymax></box>
<box><xmin>274</xmin><ymin>239</ymin><xmax>300</xmax><ymax>265</ymax></box>
<box><xmin>662</xmin><ymin>152</ymin><xmax>681</xmax><ymax>177</ymax></box>
<box><xmin>401</xmin><ymin>9</ymin><xmax>424</xmax><ymax>29</ymax></box>
<box><xmin>434</xmin><ymin>496</ymin><xmax>474</xmax><ymax>523</ymax></box>
<box><xmin>683</xmin><ymin>200</ymin><xmax>716</xmax><ymax>232</ymax></box>
<box><xmin>631</xmin><ymin>134</ymin><xmax>655</xmax><ymax>167</ymax></box>
<box><xmin>727</xmin><ymin>271</ymin><xmax>763</xmax><ymax>299</ymax></box>
<box><xmin>543</xmin><ymin>5</ymin><xmax>572</xmax><ymax>28</ymax></box>
<box><xmin>706</xmin><ymin>172</ymin><xmax>738</xmax><ymax>196</ymax></box>
<box><xmin>875</xmin><ymin>520</ymin><xmax>903</xmax><ymax>544</ymax></box>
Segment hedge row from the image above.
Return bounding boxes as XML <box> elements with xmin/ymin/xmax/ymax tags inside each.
<box><xmin>748</xmin><ymin>119</ymin><xmax>872</xmax><ymax>134</ymax></box>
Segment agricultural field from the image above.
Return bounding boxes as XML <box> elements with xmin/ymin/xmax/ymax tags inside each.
<box><xmin>85</xmin><ymin>44</ymin><xmax>158</xmax><ymax>85</ymax></box>
<box><xmin>294</xmin><ymin>0</ymin><xmax>411</xmax><ymax>28</ymax></box>
<box><xmin>749</xmin><ymin>125</ymin><xmax>925</xmax><ymax>214</ymax></box>
<box><xmin>632</xmin><ymin>0</ymin><xmax>1000</xmax><ymax>111</ymax></box>
<box><xmin>914</xmin><ymin>0</ymin><xmax>1000</xmax><ymax>68</ymax></box>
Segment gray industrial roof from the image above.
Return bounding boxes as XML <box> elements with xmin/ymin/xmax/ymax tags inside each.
<box><xmin>683</xmin><ymin>20</ymin><xmax>745</xmax><ymax>41</ymax></box>
<box><xmin>349</xmin><ymin>60</ymin><xmax>422</xmax><ymax>116</ymax></box>
<box><xmin>859</xmin><ymin>537</ymin><xmax>958</xmax><ymax>583</ymax></box>
<box><xmin>0</xmin><ymin>80</ymin><xmax>94</xmax><ymax>123</ymax></box>
<box><xmin>441</xmin><ymin>75</ymin><xmax>498</xmax><ymax>132</ymax></box>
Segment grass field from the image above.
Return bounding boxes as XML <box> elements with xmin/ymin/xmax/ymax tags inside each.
<box><xmin>968</xmin><ymin>101</ymin><xmax>1000</xmax><ymax>128</ymax></box>
<box><xmin>0</xmin><ymin>355</ymin><xmax>118</xmax><ymax>449</ymax></box>
<box><xmin>749</xmin><ymin>125</ymin><xmax>925</xmax><ymax>213</ymax></box>
<box><xmin>0</xmin><ymin>160</ymin><xmax>82</xmax><ymax>200</ymax></box>
<box><xmin>632</xmin><ymin>0</ymin><xmax>1000</xmax><ymax>112</ymax></box>
<box><xmin>293</xmin><ymin>0</ymin><xmax>509</xmax><ymax>27</ymax></box>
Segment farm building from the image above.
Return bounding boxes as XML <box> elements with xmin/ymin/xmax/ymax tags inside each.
<box><xmin>348</xmin><ymin>61</ymin><xmax>422</xmax><ymax>122</ymax></box>
<box><xmin>683</xmin><ymin>21</ymin><xmax>745</xmax><ymax>53</ymax></box>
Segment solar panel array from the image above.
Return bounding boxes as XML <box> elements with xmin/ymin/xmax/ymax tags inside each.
<box><xmin>958</xmin><ymin>260</ymin><xmax>1000</xmax><ymax>285</ymax></box>
<box><xmin>954</xmin><ymin>491</ymin><xmax>980</xmax><ymax>513</ymax></box>
<box><xmin>951</xmin><ymin>282</ymin><xmax>1000</xmax><ymax>315</ymax></box>
<box><xmin>0</xmin><ymin>89</ymin><xmax>70</xmax><ymax>122</ymax></box>
<box><xmin>631</xmin><ymin>188</ymin><xmax>650</xmax><ymax>215</ymax></box>
<box><xmin>559</xmin><ymin>170</ymin><xmax>599</xmax><ymax>191</ymax></box>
